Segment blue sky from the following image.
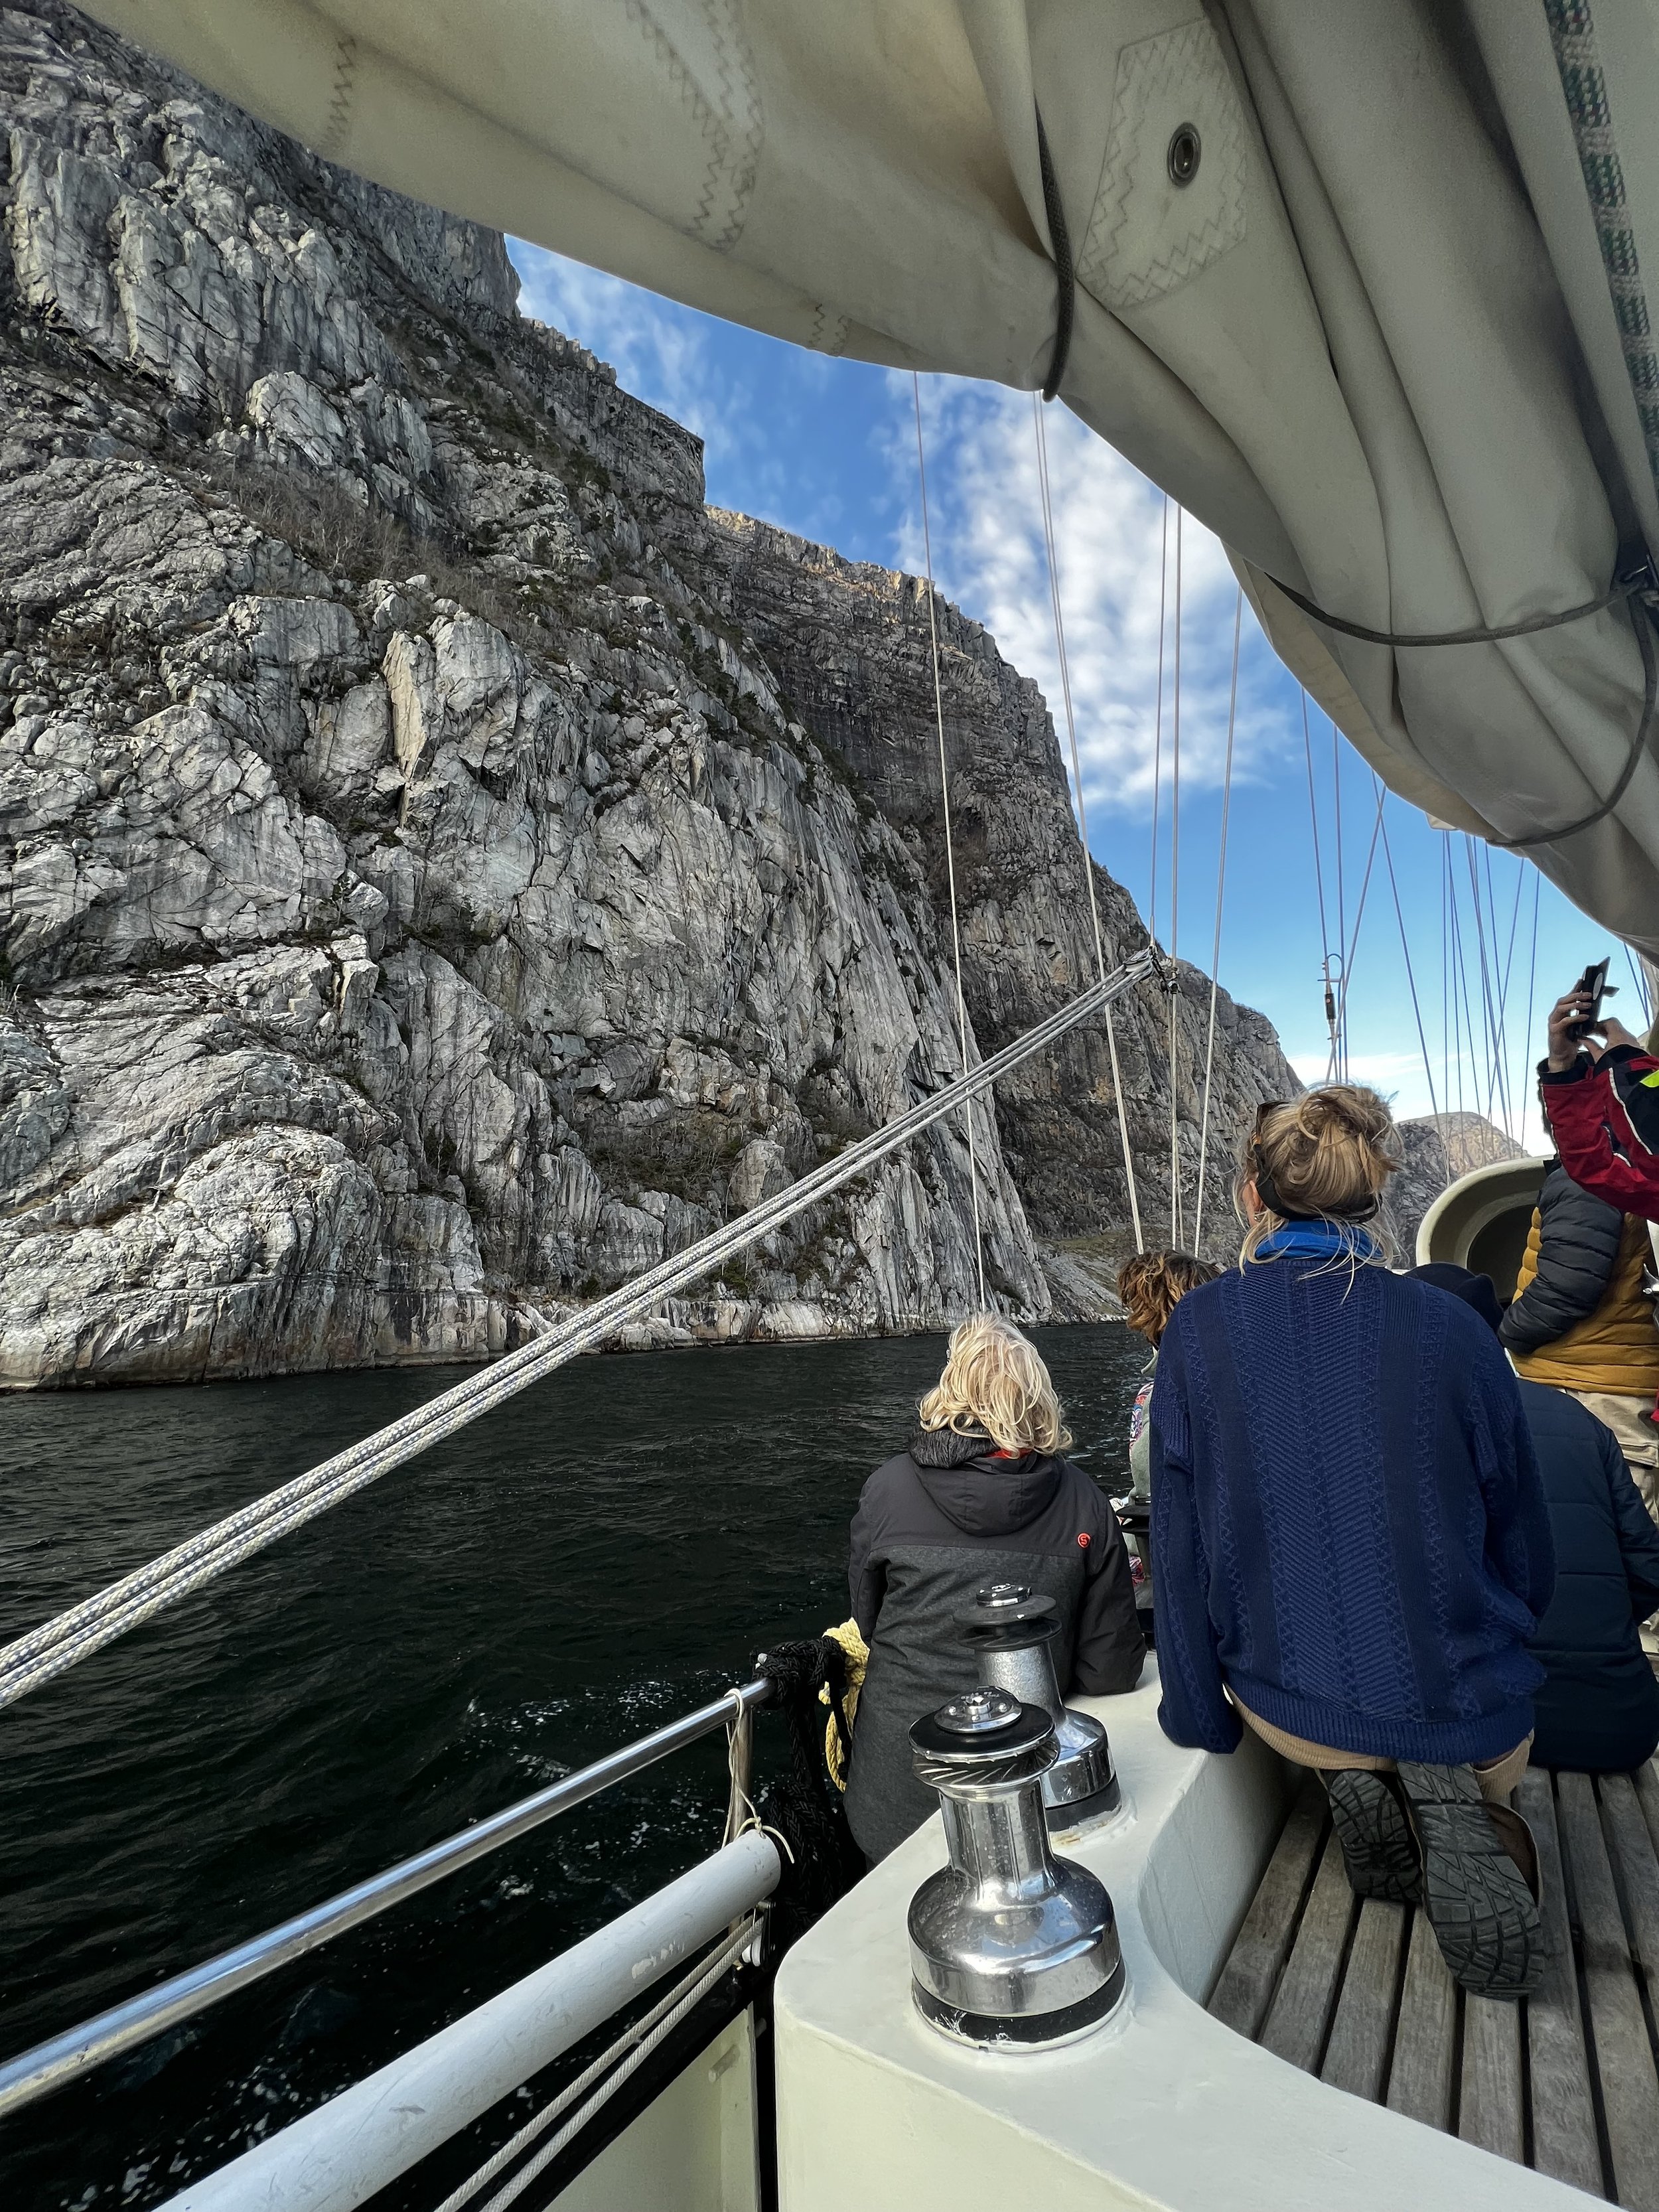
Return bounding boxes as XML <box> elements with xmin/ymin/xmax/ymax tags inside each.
<box><xmin>510</xmin><ymin>243</ymin><xmax>1642</xmax><ymax>1144</ymax></box>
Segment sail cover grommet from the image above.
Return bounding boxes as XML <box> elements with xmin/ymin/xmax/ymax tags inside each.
<box><xmin>1167</xmin><ymin>123</ymin><xmax>1202</xmax><ymax>186</ymax></box>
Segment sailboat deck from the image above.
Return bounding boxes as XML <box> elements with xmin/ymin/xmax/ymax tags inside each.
<box><xmin>1210</xmin><ymin>1764</ymin><xmax>1659</xmax><ymax>2207</ymax></box>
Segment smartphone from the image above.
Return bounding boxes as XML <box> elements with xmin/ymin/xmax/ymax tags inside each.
<box><xmin>1567</xmin><ymin>956</ymin><xmax>1615</xmax><ymax>1040</ymax></box>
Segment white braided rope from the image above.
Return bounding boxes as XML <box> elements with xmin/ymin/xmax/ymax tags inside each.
<box><xmin>0</xmin><ymin>961</ymin><xmax>1151</xmax><ymax>1714</ymax></box>
<box><xmin>431</xmin><ymin>1915</ymin><xmax>764</xmax><ymax>2212</ymax></box>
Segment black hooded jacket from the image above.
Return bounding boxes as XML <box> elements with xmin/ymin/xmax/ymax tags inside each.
<box><xmin>1524</xmin><ymin>1380</ymin><xmax>1659</xmax><ymax>1771</ymax></box>
<box><xmin>843</xmin><ymin>1429</ymin><xmax>1142</xmax><ymax>1862</ymax></box>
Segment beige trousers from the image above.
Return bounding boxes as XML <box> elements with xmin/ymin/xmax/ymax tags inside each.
<box><xmin>1233</xmin><ymin>1696</ymin><xmax>1532</xmax><ymax>1805</ymax></box>
<box><xmin>1567</xmin><ymin>1388</ymin><xmax>1659</xmax><ymax>1475</ymax></box>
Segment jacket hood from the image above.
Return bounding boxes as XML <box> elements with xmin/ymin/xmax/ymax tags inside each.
<box><xmin>906</xmin><ymin>1428</ymin><xmax>1064</xmax><ymax>1536</ymax></box>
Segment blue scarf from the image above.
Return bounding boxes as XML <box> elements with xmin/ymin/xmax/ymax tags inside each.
<box><xmin>1256</xmin><ymin>1220</ymin><xmax>1380</xmax><ymax>1265</ymax></box>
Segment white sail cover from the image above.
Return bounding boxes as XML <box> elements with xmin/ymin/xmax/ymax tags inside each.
<box><xmin>77</xmin><ymin>0</ymin><xmax>1659</xmax><ymax>951</ymax></box>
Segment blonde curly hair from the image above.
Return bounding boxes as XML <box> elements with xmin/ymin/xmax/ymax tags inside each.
<box><xmin>917</xmin><ymin>1313</ymin><xmax>1072</xmax><ymax>1453</ymax></box>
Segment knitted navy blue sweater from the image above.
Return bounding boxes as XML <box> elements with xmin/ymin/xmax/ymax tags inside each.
<box><xmin>1149</xmin><ymin>1248</ymin><xmax>1556</xmax><ymax>1764</ymax></box>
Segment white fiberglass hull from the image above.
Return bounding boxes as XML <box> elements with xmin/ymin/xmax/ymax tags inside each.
<box><xmin>775</xmin><ymin>1662</ymin><xmax>1589</xmax><ymax>2212</ymax></box>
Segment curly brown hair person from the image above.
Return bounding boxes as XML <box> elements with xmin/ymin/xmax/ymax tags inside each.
<box><xmin>1118</xmin><ymin>1251</ymin><xmax>1220</xmax><ymax>1510</ymax></box>
<box><xmin>1118</xmin><ymin>1250</ymin><xmax>1220</xmax><ymax>1349</ymax></box>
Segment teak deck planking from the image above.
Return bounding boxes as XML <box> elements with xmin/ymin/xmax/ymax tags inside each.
<box><xmin>1211</xmin><ymin>1763</ymin><xmax>1659</xmax><ymax>2205</ymax></box>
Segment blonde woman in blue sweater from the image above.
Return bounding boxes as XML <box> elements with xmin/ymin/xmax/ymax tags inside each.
<box><xmin>1150</xmin><ymin>1086</ymin><xmax>1555</xmax><ymax>1999</ymax></box>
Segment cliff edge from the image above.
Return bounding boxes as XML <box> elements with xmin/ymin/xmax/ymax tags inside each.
<box><xmin>0</xmin><ymin>0</ymin><xmax>1295</xmax><ymax>1385</ymax></box>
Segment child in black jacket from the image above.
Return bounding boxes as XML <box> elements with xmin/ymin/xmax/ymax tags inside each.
<box><xmin>843</xmin><ymin>1315</ymin><xmax>1141</xmax><ymax>1862</ymax></box>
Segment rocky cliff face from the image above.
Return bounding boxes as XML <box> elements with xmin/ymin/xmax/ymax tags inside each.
<box><xmin>698</xmin><ymin>515</ymin><xmax>1297</xmax><ymax>1290</ymax></box>
<box><xmin>1385</xmin><ymin>1111</ymin><xmax>1526</xmax><ymax>1262</ymax></box>
<box><xmin>0</xmin><ymin>0</ymin><xmax>1295</xmax><ymax>1387</ymax></box>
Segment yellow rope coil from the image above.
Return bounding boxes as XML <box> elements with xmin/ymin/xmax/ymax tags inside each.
<box><xmin>818</xmin><ymin>1618</ymin><xmax>869</xmax><ymax>1791</ymax></box>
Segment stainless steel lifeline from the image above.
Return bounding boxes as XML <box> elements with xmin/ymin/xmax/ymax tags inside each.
<box><xmin>155</xmin><ymin>1842</ymin><xmax>780</xmax><ymax>2212</ymax></box>
<box><xmin>906</xmin><ymin>1686</ymin><xmax>1125</xmax><ymax>2047</ymax></box>
<box><xmin>0</xmin><ymin>1676</ymin><xmax>773</xmax><ymax>2117</ymax></box>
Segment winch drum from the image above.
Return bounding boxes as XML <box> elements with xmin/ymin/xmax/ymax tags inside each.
<box><xmin>906</xmin><ymin>1686</ymin><xmax>1126</xmax><ymax>2047</ymax></box>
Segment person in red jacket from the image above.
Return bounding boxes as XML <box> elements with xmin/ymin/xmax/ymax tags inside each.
<box><xmin>1540</xmin><ymin>986</ymin><xmax>1659</xmax><ymax>1222</ymax></box>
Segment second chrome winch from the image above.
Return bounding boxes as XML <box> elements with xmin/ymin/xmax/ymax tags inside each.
<box><xmin>958</xmin><ymin>1582</ymin><xmax>1120</xmax><ymax>1830</ymax></box>
<box><xmin>907</xmin><ymin>1686</ymin><xmax>1127</xmax><ymax>2047</ymax></box>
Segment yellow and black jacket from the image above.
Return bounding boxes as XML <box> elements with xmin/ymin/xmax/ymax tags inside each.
<box><xmin>1500</xmin><ymin>1165</ymin><xmax>1659</xmax><ymax>1398</ymax></box>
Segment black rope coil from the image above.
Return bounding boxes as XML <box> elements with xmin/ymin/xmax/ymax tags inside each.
<box><xmin>752</xmin><ymin>1641</ymin><xmax>865</xmax><ymax>1950</ymax></box>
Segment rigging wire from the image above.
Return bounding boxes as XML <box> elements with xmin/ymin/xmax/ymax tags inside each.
<box><xmin>1466</xmin><ymin>846</ymin><xmax>1502</xmax><ymax>1126</ymax></box>
<box><xmin>1169</xmin><ymin>506</ymin><xmax>1184</xmax><ymax>1244</ymax></box>
<box><xmin>1379</xmin><ymin>804</ymin><xmax>1443</xmax><ymax>1141</ymax></box>
<box><xmin>1523</xmin><ymin>871</ymin><xmax>1543</xmax><ymax>1151</ymax></box>
<box><xmin>912</xmin><ymin>372</ymin><xmax>986</xmax><ymax>1309</ymax></box>
<box><xmin>1625</xmin><ymin>945</ymin><xmax>1654</xmax><ymax>1032</ymax></box>
<box><xmin>1486</xmin><ymin>843</ymin><xmax>1525</xmax><ymax>1133</ymax></box>
<box><xmin>1192</xmin><ymin>588</ymin><xmax>1242</xmax><ymax>1256</ymax></box>
<box><xmin>1462</xmin><ymin>835</ymin><xmax>1513</xmax><ymax>1136</ymax></box>
<box><xmin>1441</xmin><ymin>836</ymin><xmax>1453</xmax><ymax>1128</ymax></box>
<box><xmin>1329</xmin><ymin>777</ymin><xmax>1386</xmax><ymax>1059</ymax></box>
<box><xmin>1149</xmin><ymin>496</ymin><xmax>1169</xmax><ymax>945</ymax></box>
<box><xmin>1333</xmin><ymin>719</ymin><xmax>1346</xmax><ymax>1078</ymax></box>
<box><xmin>1301</xmin><ymin>693</ymin><xmax>1342</xmax><ymax>1080</ymax></box>
<box><xmin>1447</xmin><ymin>851</ymin><xmax>1483</xmax><ymax>1128</ymax></box>
<box><xmin>1032</xmin><ymin>396</ymin><xmax>1143</xmax><ymax>1251</ymax></box>
<box><xmin>1494</xmin><ymin>846</ymin><xmax>1526</xmax><ymax>1021</ymax></box>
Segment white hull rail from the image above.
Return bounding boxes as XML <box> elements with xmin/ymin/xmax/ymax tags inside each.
<box><xmin>155</xmin><ymin>1832</ymin><xmax>780</xmax><ymax>2212</ymax></box>
<box><xmin>0</xmin><ymin>1678</ymin><xmax>772</xmax><ymax>2118</ymax></box>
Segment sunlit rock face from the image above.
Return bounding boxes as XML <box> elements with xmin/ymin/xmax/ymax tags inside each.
<box><xmin>1385</xmin><ymin>1112</ymin><xmax>1526</xmax><ymax>1265</ymax></box>
<box><xmin>0</xmin><ymin>0</ymin><xmax>1294</xmax><ymax>1385</ymax></box>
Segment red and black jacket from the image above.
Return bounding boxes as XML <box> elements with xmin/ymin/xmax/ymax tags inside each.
<box><xmin>1541</xmin><ymin>1045</ymin><xmax>1659</xmax><ymax>1224</ymax></box>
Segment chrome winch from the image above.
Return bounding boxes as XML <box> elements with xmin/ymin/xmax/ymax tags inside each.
<box><xmin>906</xmin><ymin>1686</ymin><xmax>1126</xmax><ymax>2047</ymax></box>
<box><xmin>958</xmin><ymin>1583</ymin><xmax>1119</xmax><ymax>1829</ymax></box>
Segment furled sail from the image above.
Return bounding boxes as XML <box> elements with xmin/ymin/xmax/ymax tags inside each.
<box><xmin>76</xmin><ymin>0</ymin><xmax>1659</xmax><ymax>951</ymax></box>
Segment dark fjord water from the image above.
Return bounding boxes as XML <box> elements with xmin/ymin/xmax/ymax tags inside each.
<box><xmin>0</xmin><ymin>1325</ymin><xmax>1144</xmax><ymax>2210</ymax></box>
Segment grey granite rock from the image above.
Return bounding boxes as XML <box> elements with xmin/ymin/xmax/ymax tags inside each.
<box><xmin>0</xmin><ymin>0</ymin><xmax>1295</xmax><ymax>1386</ymax></box>
<box><xmin>1385</xmin><ymin>1110</ymin><xmax>1526</xmax><ymax>1264</ymax></box>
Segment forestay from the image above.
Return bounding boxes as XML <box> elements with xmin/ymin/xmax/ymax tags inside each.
<box><xmin>76</xmin><ymin>0</ymin><xmax>1659</xmax><ymax>951</ymax></box>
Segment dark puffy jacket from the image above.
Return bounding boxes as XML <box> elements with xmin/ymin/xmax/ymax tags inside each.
<box><xmin>1523</xmin><ymin>1380</ymin><xmax>1659</xmax><ymax>1771</ymax></box>
<box><xmin>843</xmin><ymin>1430</ymin><xmax>1141</xmax><ymax>1862</ymax></box>
<box><xmin>1499</xmin><ymin>1163</ymin><xmax>1623</xmax><ymax>1357</ymax></box>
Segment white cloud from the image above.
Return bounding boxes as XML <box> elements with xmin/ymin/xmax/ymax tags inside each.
<box><xmin>889</xmin><ymin>376</ymin><xmax>1295</xmax><ymax>819</ymax></box>
<box><xmin>506</xmin><ymin>248</ymin><xmax>1299</xmax><ymax>835</ymax></box>
<box><xmin>1287</xmin><ymin>1047</ymin><xmax>1423</xmax><ymax>1094</ymax></box>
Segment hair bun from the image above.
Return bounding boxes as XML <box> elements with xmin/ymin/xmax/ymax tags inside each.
<box><xmin>1243</xmin><ymin>1083</ymin><xmax>1401</xmax><ymax>1252</ymax></box>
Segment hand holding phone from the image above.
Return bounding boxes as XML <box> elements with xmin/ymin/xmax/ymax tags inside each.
<box><xmin>1548</xmin><ymin>960</ymin><xmax>1620</xmax><ymax>1070</ymax></box>
<box><xmin>1566</xmin><ymin>958</ymin><xmax>1615</xmax><ymax>1041</ymax></box>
